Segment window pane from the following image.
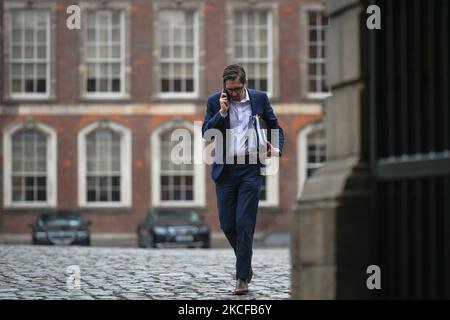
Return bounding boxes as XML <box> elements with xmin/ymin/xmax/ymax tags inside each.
<box><xmin>310</xmin><ymin>29</ymin><xmax>317</xmax><ymax>42</ymax></box>
<box><xmin>158</xmin><ymin>10</ymin><xmax>197</xmax><ymax>94</ymax></box>
<box><xmin>112</xmin><ymin>28</ymin><xmax>120</xmax><ymax>41</ymax></box>
<box><xmin>37</xmin><ymin>189</ymin><xmax>46</xmax><ymax>201</ymax></box>
<box><xmin>99</xmin><ymin>63</ymin><xmax>108</xmax><ymax>78</ymax></box>
<box><xmin>87</xmin><ymin>79</ymin><xmax>96</xmax><ymax>92</ymax></box>
<box><xmin>97</xmin><ymin>28</ymin><xmax>108</xmax><ymax>42</ymax></box>
<box><xmin>173</xmin><ymin>79</ymin><xmax>182</xmax><ymax>92</ymax></box>
<box><xmin>234</xmin><ymin>11</ymin><xmax>271</xmax><ymax>93</ymax></box>
<box><xmin>112</xmin><ymin>79</ymin><xmax>120</xmax><ymax>92</ymax></box>
<box><xmin>87</xmin><ymin>190</ymin><xmax>96</xmax><ymax>201</ymax></box>
<box><xmin>9</xmin><ymin>11</ymin><xmax>49</xmax><ymax>95</ymax></box>
<box><xmin>186</xmin><ymin>79</ymin><xmax>194</xmax><ymax>92</ymax></box>
<box><xmin>12</xmin><ymin>12</ymin><xmax>24</xmax><ymax>28</ymax></box>
<box><xmin>25</xmin><ymin>46</ymin><xmax>34</xmax><ymax>58</ymax></box>
<box><xmin>13</xmin><ymin>29</ymin><xmax>22</xmax><ymax>42</ymax></box>
<box><xmin>235</xmin><ymin>12</ymin><xmax>243</xmax><ymax>25</ymax></box>
<box><xmin>185</xmin><ymin>176</ymin><xmax>193</xmax><ymax>187</ymax></box>
<box><xmin>248</xmin><ymin>12</ymin><xmax>255</xmax><ymax>25</ymax></box>
<box><xmin>235</xmin><ymin>45</ymin><xmax>243</xmax><ymax>58</ymax></box>
<box><xmin>111</xmin><ymin>176</ymin><xmax>120</xmax><ymax>187</ymax></box>
<box><xmin>36</xmin><ymin>64</ymin><xmax>46</xmax><ymax>77</ymax></box>
<box><xmin>111</xmin><ymin>45</ymin><xmax>121</xmax><ymax>58</ymax></box>
<box><xmin>12</xmin><ymin>80</ymin><xmax>22</xmax><ymax>92</ymax></box>
<box><xmin>248</xmin><ymin>46</ymin><xmax>255</xmax><ymax>58</ymax></box>
<box><xmin>306</xmin><ymin>10</ymin><xmax>328</xmax><ymax>95</ymax></box>
<box><xmin>86</xmin><ymin>129</ymin><xmax>123</xmax><ymax>202</ymax></box>
<box><xmin>37</xmin><ymin>45</ymin><xmax>46</xmax><ymax>59</ymax></box>
<box><xmin>11</xmin><ymin>64</ymin><xmax>22</xmax><ymax>77</ymax></box>
<box><xmin>309</xmin><ymin>63</ymin><xmax>317</xmax><ymax>76</ymax></box>
<box><xmin>37</xmin><ymin>29</ymin><xmax>46</xmax><ymax>42</ymax></box>
<box><xmin>25</xmin><ymin>28</ymin><xmax>34</xmax><ymax>42</ymax></box>
<box><xmin>37</xmin><ymin>177</ymin><xmax>46</xmax><ymax>187</ymax></box>
<box><xmin>12</xmin><ymin>46</ymin><xmax>22</xmax><ymax>58</ymax></box>
<box><xmin>259</xmin><ymin>79</ymin><xmax>268</xmax><ymax>92</ymax></box>
<box><xmin>259</xmin><ymin>11</ymin><xmax>267</xmax><ymax>25</ymax></box>
<box><xmin>87</xmin><ymin>28</ymin><xmax>96</xmax><ymax>42</ymax></box>
<box><xmin>310</xmin><ymin>45</ymin><xmax>317</xmax><ymax>58</ymax></box>
<box><xmin>99</xmin><ymin>79</ymin><xmax>108</xmax><ymax>91</ymax></box>
<box><xmin>99</xmin><ymin>45</ymin><xmax>108</xmax><ymax>58</ymax></box>
<box><xmin>12</xmin><ymin>129</ymin><xmax>47</xmax><ymax>201</ymax></box>
<box><xmin>112</xmin><ymin>12</ymin><xmax>121</xmax><ymax>26</ymax></box>
<box><xmin>84</xmin><ymin>11</ymin><xmax>124</xmax><ymax>95</ymax></box>
<box><xmin>86</xmin><ymin>45</ymin><xmax>96</xmax><ymax>58</ymax></box>
<box><xmin>185</xmin><ymin>28</ymin><xmax>194</xmax><ymax>42</ymax></box>
<box><xmin>309</xmin><ymin>12</ymin><xmax>317</xmax><ymax>26</ymax></box>
<box><xmin>174</xmin><ymin>46</ymin><xmax>182</xmax><ymax>58</ymax></box>
<box><xmin>186</xmin><ymin>45</ymin><xmax>194</xmax><ymax>58</ymax></box>
<box><xmin>309</xmin><ymin>79</ymin><xmax>317</xmax><ymax>92</ymax></box>
<box><xmin>25</xmin><ymin>79</ymin><xmax>34</xmax><ymax>92</ymax></box>
<box><xmin>112</xmin><ymin>190</ymin><xmax>120</xmax><ymax>201</ymax></box>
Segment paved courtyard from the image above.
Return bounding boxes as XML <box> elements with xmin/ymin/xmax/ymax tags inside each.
<box><xmin>0</xmin><ymin>245</ymin><xmax>290</xmax><ymax>300</ymax></box>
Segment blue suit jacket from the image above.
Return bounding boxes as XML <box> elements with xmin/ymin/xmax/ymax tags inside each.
<box><xmin>202</xmin><ymin>89</ymin><xmax>285</xmax><ymax>182</ymax></box>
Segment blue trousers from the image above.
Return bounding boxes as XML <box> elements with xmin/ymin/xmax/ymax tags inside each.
<box><xmin>215</xmin><ymin>163</ymin><xmax>263</xmax><ymax>280</ymax></box>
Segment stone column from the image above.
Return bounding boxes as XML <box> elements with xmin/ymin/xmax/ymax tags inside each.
<box><xmin>291</xmin><ymin>0</ymin><xmax>372</xmax><ymax>299</ymax></box>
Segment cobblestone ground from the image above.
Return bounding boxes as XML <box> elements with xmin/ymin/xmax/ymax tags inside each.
<box><xmin>0</xmin><ymin>245</ymin><xmax>290</xmax><ymax>300</ymax></box>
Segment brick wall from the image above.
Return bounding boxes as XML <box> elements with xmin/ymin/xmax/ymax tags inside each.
<box><xmin>0</xmin><ymin>0</ymin><xmax>323</xmax><ymax>238</ymax></box>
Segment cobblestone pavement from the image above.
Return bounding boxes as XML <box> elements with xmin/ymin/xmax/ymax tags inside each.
<box><xmin>0</xmin><ymin>245</ymin><xmax>290</xmax><ymax>300</ymax></box>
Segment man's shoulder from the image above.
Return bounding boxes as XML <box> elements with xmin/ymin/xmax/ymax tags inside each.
<box><xmin>207</xmin><ymin>91</ymin><xmax>221</xmax><ymax>104</ymax></box>
<box><xmin>247</xmin><ymin>88</ymin><xmax>268</xmax><ymax>99</ymax></box>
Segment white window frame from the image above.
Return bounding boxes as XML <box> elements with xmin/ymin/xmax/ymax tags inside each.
<box><xmin>300</xmin><ymin>4</ymin><xmax>332</xmax><ymax>100</ymax></box>
<box><xmin>297</xmin><ymin>121</ymin><xmax>326</xmax><ymax>198</ymax></box>
<box><xmin>156</xmin><ymin>9</ymin><xmax>200</xmax><ymax>99</ymax></box>
<box><xmin>151</xmin><ymin>120</ymin><xmax>205</xmax><ymax>207</ymax></box>
<box><xmin>78</xmin><ymin>120</ymin><xmax>132</xmax><ymax>208</ymax></box>
<box><xmin>81</xmin><ymin>8</ymin><xmax>127</xmax><ymax>100</ymax></box>
<box><xmin>3</xmin><ymin>120</ymin><xmax>57</xmax><ymax>208</ymax></box>
<box><xmin>3</xmin><ymin>2</ymin><xmax>54</xmax><ymax>101</ymax></box>
<box><xmin>259</xmin><ymin>158</ymin><xmax>279</xmax><ymax>207</ymax></box>
<box><xmin>230</xmin><ymin>9</ymin><xmax>274</xmax><ymax>97</ymax></box>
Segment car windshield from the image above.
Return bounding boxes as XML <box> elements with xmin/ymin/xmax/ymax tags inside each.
<box><xmin>153</xmin><ymin>211</ymin><xmax>200</xmax><ymax>224</ymax></box>
<box><xmin>38</xmin><ymin>213</ymin><xmax>82</xmax><ymax>228</ymax></box>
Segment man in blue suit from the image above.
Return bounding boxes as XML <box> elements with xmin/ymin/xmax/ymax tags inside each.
<box><xmin>202</xmin><ymin>64</ymin><xmax>284</xmax><ymax>295</ymax></box>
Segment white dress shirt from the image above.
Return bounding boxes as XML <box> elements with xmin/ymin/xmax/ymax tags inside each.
<box><xmin>219</xmin><ymin>88</ymin><xmax>253</xmax><ymax>156</ymax></box>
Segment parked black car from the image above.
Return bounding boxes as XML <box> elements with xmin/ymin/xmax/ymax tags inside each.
<box><xmin>137</xmin><ymin>209</ymin><xmax>210</xmax><ymax>248</ymax></box>
<box><xmin>29</xmin><ymin>210</ymin><xmax>91</xmax><ymax>246</ymax></box>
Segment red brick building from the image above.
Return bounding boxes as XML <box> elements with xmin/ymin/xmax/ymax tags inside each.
<box><xmin>0</xmin><ymin>0</ymin><xmax>328</xmax><ymax>245</ymax></box>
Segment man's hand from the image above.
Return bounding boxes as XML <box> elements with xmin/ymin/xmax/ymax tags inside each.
<box><xmin>220</xmin><ymin>91</ymin><xmax>229</xmax><ymax>113</ymax></box>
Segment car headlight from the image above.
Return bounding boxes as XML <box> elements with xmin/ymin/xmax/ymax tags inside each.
<box><xmin>153</xmin><ymin>226</ymin><xmax>167</xmax><ymax>235</ymax></box>
<box><xmin>36</xmin><ymin>232</ymin><xmax>47</xmax><ymax>239</ymax></box>
<box><xmin>76</xmin><ymin>231</ymin><xmax>88</xmax><ymax>238</ymax></box>
<box><xmin>198</xmin><ymin>225</ymin><xmax>209</xmax><ymax>233</ymax></box>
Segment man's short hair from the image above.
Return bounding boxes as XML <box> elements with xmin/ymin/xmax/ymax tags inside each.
<box><xmin>222</xmin><ymin>64</ymin><xmax>247</xmax><ymax>85</ymax></box>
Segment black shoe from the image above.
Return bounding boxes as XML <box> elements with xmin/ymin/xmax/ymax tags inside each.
<box><xmin>234</xmin><ymin>279</ymin><xmax>249</xmax><ymax>295</ymax></box>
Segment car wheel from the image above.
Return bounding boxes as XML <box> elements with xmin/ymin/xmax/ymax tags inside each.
<box><xmin>137</xmin><ymin>232</ymin><xmax>145</xmax><ymax>248</ymax></box>
<box><xmin>150</xmin><ymin>236</ymin><xmax>156</xmax><ymax>248</ymax></box>
<box><xmin>139</xmin><ymin>229</ymin><xmax>153</xmax><ymax>248</ymax></box>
